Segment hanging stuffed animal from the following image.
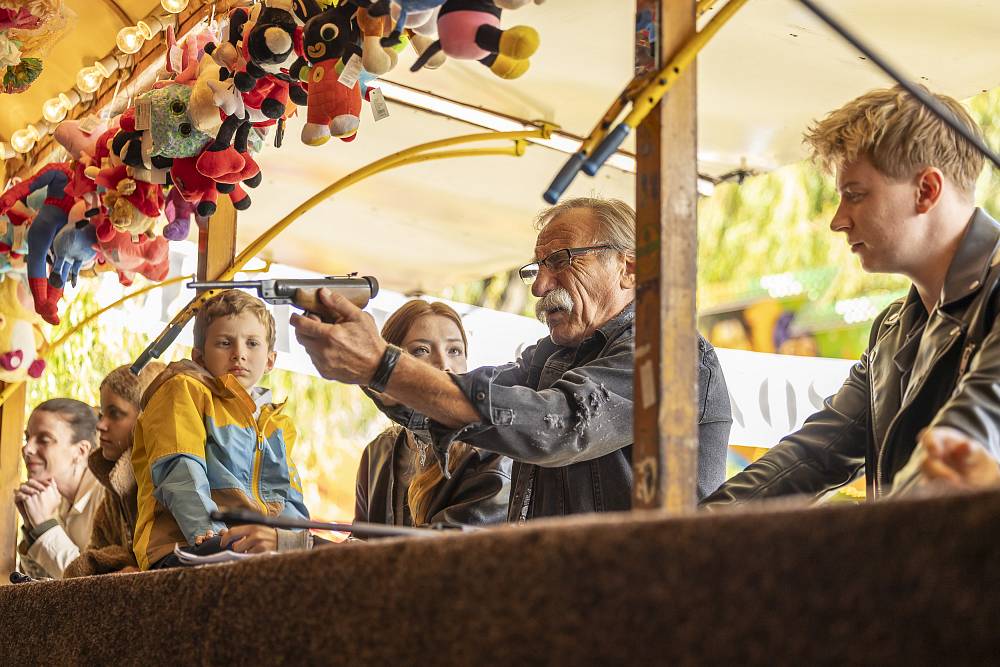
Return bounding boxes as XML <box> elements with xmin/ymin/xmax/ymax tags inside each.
<box><xmin>0</xmin><ymin>162</ymin><xmax>75</xmax><ymax>324</ymax></box>
<box><xmin>297</xmin><ymin>2</ymin><xmax>364</xmax><ymax>145</ymax></box>
<box><xmin>90</xmin><ymin>163</ymin><xmax>165</xmax><ymax>242</ymax></box>
<box><xmin>0</xmin><ymin>189</ymin><xmax>44</xmax><ymax>276</ymax></box>
<box><xmin>93</xmin><ymin>229</ymin><xmax>169</xmax><ymax>286</ymax></box>
<box><xmin>49</xmin><ymin>220</ymin><xmax>98</xmax><ymax>289</ymax></box>
<box><xmin>411</xmin><ymin>0</ymin><xmax>540</xmax><ymax>79</ymax></box>
<box><xmin>355</xmin><ymin>5</ymin><xmax>399</xmax><ymax>75</ymax></box>
<box><xmin>163</xmin><ymin>185</ymin><xmax>205</xmax><ymax>241</ymax></box>
<box><xmin>0</xmin><ymin>275</ymin><xmax>46</xmax><ymax>381</ymax></box>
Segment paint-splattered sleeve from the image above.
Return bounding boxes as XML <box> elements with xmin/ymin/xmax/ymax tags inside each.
<box><xmin>430</xmin><ymin>338</ymin><xmax>635</xmax><ymax>468</ymax></box>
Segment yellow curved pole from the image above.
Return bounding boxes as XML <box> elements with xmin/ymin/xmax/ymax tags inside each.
<box><xmin>146</xmin><ymin>132</ymin><xmax>544</xmax><ymax>357</ymax></box>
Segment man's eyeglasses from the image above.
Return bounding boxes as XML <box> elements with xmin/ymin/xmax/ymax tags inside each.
<box><xmin>518</xmin><ymin>245</ymin><xmax>612</xmax><ymax>285</ymax></box>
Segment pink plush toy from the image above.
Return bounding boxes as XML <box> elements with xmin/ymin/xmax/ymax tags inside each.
<box><xmin>93</xmin><ymin>230</ymin><xmax>169</xmax><ymax>286</ymax></box>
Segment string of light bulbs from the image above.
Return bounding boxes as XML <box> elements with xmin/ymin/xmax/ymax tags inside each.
<box><xmin>1</xmin><ymin>0</ymin><xmax>189</xmax><ymax>159</ymax></box>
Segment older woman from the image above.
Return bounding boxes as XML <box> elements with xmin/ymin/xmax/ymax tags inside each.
<box><xmin>355</xmin><ymin>300</ymin><xmax>511</xmax><ymax>529</ymax></box>
<box><xmin>16</xmin><ymin>398</ymin><xmax>101</xmax><ymax>579</ymax></box>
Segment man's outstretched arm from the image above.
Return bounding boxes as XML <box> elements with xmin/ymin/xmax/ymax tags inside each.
<box><xmin>290</xmin><ymin>289</ymin><xmax>480</xmax><ymax>428</ymax></box>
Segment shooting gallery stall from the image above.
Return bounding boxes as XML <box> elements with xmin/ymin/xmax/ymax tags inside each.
<box><xmin>0</xmin><ymin>0</ymin><xmax>999</xmax><ymax>663</ymax></box>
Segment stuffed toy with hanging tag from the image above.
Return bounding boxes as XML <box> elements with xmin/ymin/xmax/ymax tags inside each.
<box><xmin>410</xmin><ymin>0</ymin><xmax>540</xmax><ymax>79</ymax></box>
<box><xmin>297</xmin><ymin>2</ymin><xmax>364</xmax><ymax>145</ymax></box>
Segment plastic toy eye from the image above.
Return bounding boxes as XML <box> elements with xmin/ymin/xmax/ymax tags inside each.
<box><xmin>171</xmin><ymin>100</ymin><xmax>185</xmax><ymax>114</ymax></box>
<box><xmin>179</xmin><ymin>122</ymin><xmax>192</xmax><ymax>136</ymax></box>
<box><xmin>320</xmin><ymin>22</ymin><xmax>339</xmax><ymax>41</ymax></box>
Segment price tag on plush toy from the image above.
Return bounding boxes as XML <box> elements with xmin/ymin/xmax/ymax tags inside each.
<box><xmin>78</xmin><ymin>114</ymin><xmax>101</xmax><ymax>135</ymax></box>
<box><xmin>338</xmin><ymin>54</ymin><xmax>364</xmax><ymax>88</ymax></box>
<box><xmin>135</xmin><ymin>97</ymin><xmax>152</xmax><ymax>131</ymax></box>
<box><xmin>11</xmin><ymin>223</ymin><xmax>26</xmax><ymax>254</ymax></box>
<box><xmin>369</xmin><ymin>87</ymin><xmax>390</xmax><ymax>122</ymax></box>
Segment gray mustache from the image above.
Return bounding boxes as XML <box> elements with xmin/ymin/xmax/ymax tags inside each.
<box><xmin>535</xmin><ymin>288</ymin><xmax>574</xmax><ymax>322</ymax></box>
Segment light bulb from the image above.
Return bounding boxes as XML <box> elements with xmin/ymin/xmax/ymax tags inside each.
<box><xmin>59</xmin><ymin>91</ymin><xmax>81</xmax><ymax>111</ymax></box>
<box><xmin>10</xmin><ymin>126</ymin><xmax>39</xmax><ymax>154</ymax></box>
<box><xmin>42</xmin><ymin>97</ymin><xmax>67</xmax><ymax>123</ymax></box>
<box><xmin>94</xmin><ymin>55</ymin><xmax>119</xmax><ymax>79</ymax></box>
<box><xmin>137</xmin><ymin>16</ymin><xmax>164</xmax><ymax>40</ymax></box>
<box><xmin>76</xmin><ymin>66</ymin><xmax>103</xmax><ymax>94</ymax></box>
<box><xmin>116</xmin><ymin>26</ymin><xmax>144</xmax><ymax>54</ymax></box>
<box><xmin>160</xmin><ymin>0</ymin><xmax>188</xmax><ymax>13</ymax></box>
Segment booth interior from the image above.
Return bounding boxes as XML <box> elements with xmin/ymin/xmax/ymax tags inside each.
<box><xmin>0</xmin><ymin>0</ymin><xmax>999</xmax><ymax>662</ymax></box>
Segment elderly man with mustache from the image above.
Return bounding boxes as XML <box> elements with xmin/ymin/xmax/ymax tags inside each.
<box><xmin>291</xmin><ymin>197</ymin><xmax>732</xmax><ymax>520</ymax></box>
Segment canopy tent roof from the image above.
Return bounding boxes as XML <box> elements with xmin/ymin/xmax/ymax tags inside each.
<box><xmin>5</xmin><ymin>0</ymin><xmax>1000</xmax><ymax>291</ymax></box>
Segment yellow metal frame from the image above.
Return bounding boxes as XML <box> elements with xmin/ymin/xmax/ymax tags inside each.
<box><xmin>142</xmin><ymin>129</ymin><xmax>547</xmax><ymax>367</ymax></box>
<box><xmin>579</xmin><ymin>0</ymin><xmax>748</xmax><ymax>158</ymax></box>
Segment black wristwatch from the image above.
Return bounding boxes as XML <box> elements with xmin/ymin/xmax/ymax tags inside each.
<box><xmin>368</xmin><ymin>344</ymin><xmax>402</xmax><ymax>393</ymax></box>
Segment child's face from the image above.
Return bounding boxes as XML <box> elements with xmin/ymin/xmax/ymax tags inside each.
<box><xmin>193</xmin><ymin>312</ymin><xmax>276</xmax><ymax>391</ymax></box>
<box><xmin>96</xmin><ymin>387</ymin><xmax>138</xmax><ymax>462</ymax></box>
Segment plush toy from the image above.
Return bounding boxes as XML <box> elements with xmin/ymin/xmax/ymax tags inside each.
<box><xmin>0</xmin><ymin>276</ymin><xmax>46</xmax><ymax>381</ymax></box>
<box><xmin>50</xmin><ymin>220</ymin><xmax>98</xmax><ymax>288</ymax></box>
<box><xmin>355</xmin><ymin>5</ymin><xmax>399</xmax><ymax>75</ymax></box>
<box><xmin>163</xmin><ymin>185</ymin><xmax>205</xmax><ymax>241</ymax></box>
<box><xmin>94</xmin><ymin>229</ymin><xmax>169</xmax><ymax>286</ymax></box>
<box><xmin>90</xmin><ymin>163</ymin><xmax>165</xmax><ymax>242</ymax></box>
<box><xmin>0</xmin><ymin>162</ymin><xmax>75</xmax><ymax>324</ymax></box>
<box><xmin>360</xmin><ymin>0</ymin><xmax>445</xmax><ymax>46</ymax></box>
<box><xmin>0</xmin><ymin>189</ymin><xmax>44</xmax><ymax>275</ymax></box>
<box><xmin>298</xmin><ymin>3</ymin><xmax>364</xmax><ymax>145</ymax></box>
<box><xmin>411</xmin><ymin>0</ymin><xmax>540</xmax><ymax>79</ymax></box>
<box><xmin>170</xmin><ymin>155</ymin><xmax>251</xmax><ymax>218</ymax></box>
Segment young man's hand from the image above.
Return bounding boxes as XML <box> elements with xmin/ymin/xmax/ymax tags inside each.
<box><xmin>194</xmin><ymin>529</ymin><xmax>226</xmax><ymax>546</ymax></box>
<box><xmin>220</xmin><ymin>525</ymin><xmax>278</xmax><ymax>553</ymax></box>
<box><xmin>919</xmin><ymin>427</ymin><xmax>1000</xmax><ymax>489</ymax></box>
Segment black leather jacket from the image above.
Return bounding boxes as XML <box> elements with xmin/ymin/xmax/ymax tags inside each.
<box><xmin>704</xmin><ymin>208</ymin><xmax>1000</xmax><ymax>505</ymax></box>
<box><xmin>376</xmin><ymin>304</ymin><xmax>733</xmax><ymax>521</ymax></box>
<box><xmin>354</xmin><ymin>427</ymin><xmax>511</xmax><ymax>528</ymax></box>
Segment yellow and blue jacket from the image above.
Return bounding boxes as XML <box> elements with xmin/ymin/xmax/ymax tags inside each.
<box><xmin>132</xmin><ymin>361</ymin><xmax>308</xmax><ymax>569</ymax></box>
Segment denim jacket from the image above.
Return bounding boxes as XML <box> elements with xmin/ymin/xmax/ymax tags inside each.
<box><xmin>376</xmin><ymin>304</ymin><xmax>733</xmax><ymax>521</ymax></box>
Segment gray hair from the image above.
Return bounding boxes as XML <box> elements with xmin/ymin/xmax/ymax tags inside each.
<box><xmin>533</xmin><ymin>197</ymin><xmax>636</xmax><ymax>257</ymax></box>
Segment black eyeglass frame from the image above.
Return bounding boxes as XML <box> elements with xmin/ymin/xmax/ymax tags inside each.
<box><xmin>518</xmin><ymin>245</ymin><xmax>614</xmax><ymax>285</ymax></box>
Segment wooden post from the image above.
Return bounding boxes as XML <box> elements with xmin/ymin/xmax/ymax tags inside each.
<box><xmin>0</xmin><ymin>383</ymin><xmax>27</xmax><ymax>579</ymax></box>
<box><xmin>197</xmin><ymin>198</ymin><xmax>238</xmax><ymax>283</ymax></box>
<box><xmin>632</xmin><ymin>0</ymin><xmax>699</xmax><ymax>511</ymax></box>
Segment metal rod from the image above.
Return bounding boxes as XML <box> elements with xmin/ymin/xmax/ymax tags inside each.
<box><xmin>796</xmin><ymin>0</ymin><xmax>1000</xmax><ymax>171</ymax></box>
<box><xmin>210</xmin><ymin>510</ymin><xmax>456</xmax><ymax>539</ymax></box>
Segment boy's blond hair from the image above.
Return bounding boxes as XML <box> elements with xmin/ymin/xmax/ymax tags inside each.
<box><xmin>804</xmin><ymin>84</ymin><xmax>985</xmax><ymax>196</ymax></box>
<box><xmin>101</xmin><ymin>361</ymin><xmax>167</xmax><ymax>407</ymax></box>
<box><xmin>193</xmin><ymin>289</ymin><xmax>276</xmax><ymax>352</ymax></box>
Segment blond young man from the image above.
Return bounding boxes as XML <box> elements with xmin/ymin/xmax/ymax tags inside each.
<box><xmin>131</xmin><ymin>290</ymin><xmax>310</xmax><ymax>569</ymax></box>
<box><xmin>704</xmin><ymin>85</ymin><xmax>1000</xmax><ymax>504</ymax></box>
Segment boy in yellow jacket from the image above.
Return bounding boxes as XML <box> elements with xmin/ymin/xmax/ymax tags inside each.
<box><xmin>132</xmin><ymin>289</ymin><xmax>311</xmax><ymax>569</ymax></box>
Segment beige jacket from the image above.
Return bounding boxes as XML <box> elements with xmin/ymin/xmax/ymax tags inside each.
<box><xmin>18</xmin><ymin>468</ymin><xmax>103</xmax><ymax>579</ymax></box>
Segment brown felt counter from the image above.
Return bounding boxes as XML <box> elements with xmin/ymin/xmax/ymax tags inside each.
<box><xmin>2</xmin><ymin>489</ymin><xmax>999</xmax><ymax>665</ymax></box>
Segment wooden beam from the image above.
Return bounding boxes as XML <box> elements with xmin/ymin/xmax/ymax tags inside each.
<box><xmin>0</xmin><ymin>382</ymin><xmax>26</xmax><ymax>580</ymax></box>
<box><xmin>197</xmin><ymin>197</ymin><xmax>238</xmax><ymax>283</ymax></box>
<box><xmin>632</xmin><ymin>0</ymin><xmax>699</xmax><ymax>511</ymax></box>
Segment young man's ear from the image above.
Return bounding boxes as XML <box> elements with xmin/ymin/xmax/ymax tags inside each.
<box><xmin>192</xmin><ymin>348</ymin><xmax>204</xmax><ymax>366</ymax></box>
<box><xmin>620</xmin><ymin>254</ymin><xmax>637</xmax><ymax>290</ymax></box>
<box><xmin>915</xmin><ymin>167</ymin><xmax>945</xmax><ymax>214</ymax></box>
<box><xmin>266</xmin><ymin>349</ymin><xmax>277</xmax><ymax>374</ymax></box>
